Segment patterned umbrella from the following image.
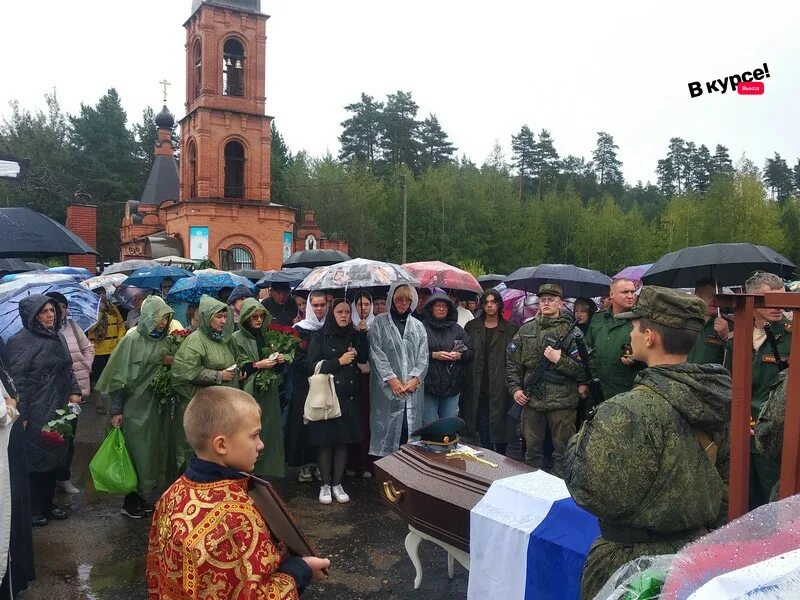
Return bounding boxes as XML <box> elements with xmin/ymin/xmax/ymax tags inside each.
<box><xmin>154</xmin><ymin>255</ymin><xmax>195</xmax><ymax>268</ymax></box>
<box><xmin>0</xmin><ymin>274</ymin><xmax>100</xmax><ymax>341</ymax></box>
<box><xmin>296</xmin><ymin>259</ymin><xmax>417</xmax><ymax>292</ymax></box>
<box><xmin>81</xmin><ymin>273</ymin><xmax>128</xmax><ymax>296</ymax></box>
<box><xmin>613</xmin><ymin>264</ymin><xmax>653</xmax><ymax>288</ymax></box>
<box><xmin>505</xmin><ymin>264</ymin><xmax>612</xmax><ymax>298</ymax></box>
<box><xmin>124</xmin><ymin>265</ymin><xmax>194</xmax><ymax>290</ymax></box>
<box><xmin>167</xmin><ymin>269</ymin><xmax>256</xmax><ymax>303</ymax></box>
<box><xmin>402</xmin><ymin>261</ymin><xmax>482</xmax><ymax>293</ymax></box>
<box><xmin>102</xmin><ymin>259</ymin><xmax>158</xmax><ymax>275</ymax></box>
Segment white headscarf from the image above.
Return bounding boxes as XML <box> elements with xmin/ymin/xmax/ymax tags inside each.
<box><xmin>293</xmin><ymin>294</ymin><xmax>327</xmax><ymax>332</ymax></box>
<box><xmin>351</xmin><ymin>292</ymin><xmax>375</xmax><ymax>329</ymax></box>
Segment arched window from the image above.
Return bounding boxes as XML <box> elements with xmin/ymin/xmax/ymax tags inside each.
<box><xmin>222</xmin><ymin>38</ymin><xmax>245</xmax><ymax>97</ymax></box>
<box><xmin>221</xmin><ymin>246</ymin><xmax>253</xmax><ymax>271</ymax></box>
<box><xmin>224</xmin><ymin>140</ymin><xmax>245</xmax><ymax>198</ymax></box>
<box><xmin>187</xmin><ymin>140</ymin><xmax>197</xmax><ymax>197</ymax></box>
<box><xmin>193</xmin><ymin>40</ymin><xmax>202</xmax><ymax>99</ymax></box>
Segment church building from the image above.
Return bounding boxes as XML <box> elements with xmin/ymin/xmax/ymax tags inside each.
<box><xmin>118</xmin><ymin>0</ymin><xmax>348</xmax><ymax>269</ymax></box>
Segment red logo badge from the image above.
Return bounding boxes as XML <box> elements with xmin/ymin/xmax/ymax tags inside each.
<box><xmin>738</xmin><ymin>82</ymin><xmax>764</xmax><ymax>95</ymax></box>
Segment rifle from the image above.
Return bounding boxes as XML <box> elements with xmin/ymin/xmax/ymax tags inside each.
<box><xmin>507</xmin><ymin>327</ymin><xmax>572</xmax><ymax>421</ymax></box>
<box><xmin>763</xmin><ymin>323</ymin><xmax>789</xmax><ymax>372</ymax></box>
<box><xmin>573</xmin><ymin>329</ymin><xmax>606</xmax><ymax>420</ymax></box>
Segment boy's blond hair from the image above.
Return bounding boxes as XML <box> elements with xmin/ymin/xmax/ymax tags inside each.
<box><xmin>183</xmin><ymin>386</ymin><xmax>261</xmax><ymax>452</ymax></box>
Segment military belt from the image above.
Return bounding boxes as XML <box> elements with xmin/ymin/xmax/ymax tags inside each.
<box><xmin>599</xmin><ymin>521</ymin><xmax>704</xmax><ymax>545</ymax></box>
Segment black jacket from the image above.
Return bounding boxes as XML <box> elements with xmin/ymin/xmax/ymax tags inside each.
<box><xmin>306</xmin><ymin>322</ymin><xmax>369</xmax><ymax>403</ymax></box>
<box><xmin>261</xmin><ymin>297</ymin><xmax>297</xmax><ymax>327</ymax></box>
<box><xmin>421</xmin><ymin>294</ymin><xmax>474</xmax><ymax>397</ymax></box>
<box><xmin>7</xmin><ymin>295</ymin><xmax>80</xmax><ymax>473</ymax></box>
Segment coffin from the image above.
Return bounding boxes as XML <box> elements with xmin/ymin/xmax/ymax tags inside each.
<box><xmin>374</xmin><ymin>444</ymin><xmax>532</xmax><ymax>553</ymax></box>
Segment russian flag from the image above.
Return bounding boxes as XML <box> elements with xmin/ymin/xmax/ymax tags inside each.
<box><xmin>468</xmin><ymin>470</ymin><xmax>599</xmax><ymax>600</ymax></box>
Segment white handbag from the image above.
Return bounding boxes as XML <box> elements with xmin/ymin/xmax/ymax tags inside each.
<box><xmin>304</xmin><ymin>361</ymin><xmax>342</xmax><ymax>423</ymax></box>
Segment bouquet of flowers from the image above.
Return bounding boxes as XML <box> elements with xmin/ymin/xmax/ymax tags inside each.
<box><xmin>150</xmin><ymin>329</ymin><xmax>192</xmax><ymax>414</ymax></box>
<box><xmin>41</xmin><ymin>408</ymin><xmax>78</xmax><ymax>446</ymax></box>
<box><xmin>253</xmin><ymin>323</ymin><xmax>304</xmax><ymax>392</ymax></box>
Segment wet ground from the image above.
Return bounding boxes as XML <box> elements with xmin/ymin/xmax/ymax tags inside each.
<box><xmin>23</xmin><ymin>407</ymin><xmax>468</xmax><ymax>599</ymax></box>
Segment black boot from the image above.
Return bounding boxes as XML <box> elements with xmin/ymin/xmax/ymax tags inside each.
<box><xmin>121</xmin><ymin>493</ymin><xmax>145</xmax><ymax>519</ymax></box>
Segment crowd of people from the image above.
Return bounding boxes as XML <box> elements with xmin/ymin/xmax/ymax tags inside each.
<box><xmin>0</xmin><ymin>266</ymin><xmax>795</xmax><ymax>599</ymax></box>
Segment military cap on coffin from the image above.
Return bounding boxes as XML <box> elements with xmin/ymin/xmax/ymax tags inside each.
<box><xmin>411</xmin><ymin>417</ymin><xmax>465</xmax><ymax>446</ymax></box>
<box><xmin>615</xmin><ymin>285</ymin><xmax>706</xmax><ymax>332</ymax></box>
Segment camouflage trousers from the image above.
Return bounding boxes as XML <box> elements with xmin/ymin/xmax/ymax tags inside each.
<box><xmin>521</xmin><ymin>406</ymin><xmax>575</xmax><ymax>477</ymax></box>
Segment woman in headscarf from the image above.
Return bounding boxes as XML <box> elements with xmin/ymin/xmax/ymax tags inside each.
<box><xmin>368</xmin><ymin>284</ymin><xmax>429</xmax><ymax>457</ymax></box>
<box><xmin>232</xmin><ymin>298</ymin><xmax>286</xmax><ymax>479</ymax></box>
<box><xmin>7</xmin><ymin>295</ymin><xmax>82</xmax><ymax>526</ymax></box>
<box><xmin>348</xmin><ymin>292</ymin><xmax>375</xmax><ymax>478</ymax></box>
<box><xmin>96</xmin><ymin>296</ymin><xmax>177</xmax><ymax>519</ymax></box>
<box><xmin>287</xmin><ymin>290</ymin><xmax>327</xmax><ymax>483</ymax></box>
<box><xmin>171</xmin><ymin>294</ymin><xmax>239</xmax><ymax>471</ymax></box>
<box><xmin>306</xmin><ymin>298</ymin><xmax>369</xmax><ymax>504</ymax></box>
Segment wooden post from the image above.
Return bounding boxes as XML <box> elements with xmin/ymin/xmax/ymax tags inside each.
<box><xmin>728</xmin><ymin>295</ymin><xmax>754</xmax><ymax>520</ymax></box>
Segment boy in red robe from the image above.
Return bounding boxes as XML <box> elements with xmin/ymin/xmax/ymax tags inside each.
<box><xmin>147</xmin><ymin>386</ymin><xmax>330</xmax><ymax>599</ymax></box>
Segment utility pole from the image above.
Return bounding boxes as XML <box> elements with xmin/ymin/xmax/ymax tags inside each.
<box><xmin>401</xmin><ymin>174</ymin><xmax>408</xmax><ymax>263</ymax></box>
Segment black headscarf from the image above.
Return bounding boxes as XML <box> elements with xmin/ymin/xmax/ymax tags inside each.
<box><xmin>324</xmin><ymin>298</ymin><xmax>356</xmax><ymax>338</ymax></box>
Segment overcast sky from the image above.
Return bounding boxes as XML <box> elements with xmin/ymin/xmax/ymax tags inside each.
<box><xmin>2</xmin><ymin>0</ymin><xmax>798</xmax><ymax>184</ymax></box>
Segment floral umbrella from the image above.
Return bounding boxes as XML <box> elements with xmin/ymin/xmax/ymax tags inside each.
<box><xmin>402</xmin><ymin>261</ymin><xmax>482</xmax><ymax>293</ymax></box>
<box><xmin>296</xmin><ymin>259</ymin><xmax>417</xmax><ymax>292</ymax></box>
<box><xmin>81</xmin><ymin>273</ymin><xmax>128</xmax><ymax>296</ymax></box>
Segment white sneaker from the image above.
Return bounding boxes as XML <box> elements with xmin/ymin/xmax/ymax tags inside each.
<box><xmin>318</xmin><ymin>485</ymin><xmax>332</xmax><ymax>504</ymax></box>
<box><xmin>332</xmin><ymin>485</ymin><xmax>349</xmax><ymax>503</ymax></box>
<box><xmin>57</xmin><ymin>480</ymin><xmax>80</xmax><ymax>494</ymax></box>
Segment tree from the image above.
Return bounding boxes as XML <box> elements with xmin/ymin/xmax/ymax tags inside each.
<box><xmin>711</xmin><ymin>144</ymin><xmax>734</xmax><ymax>176</ymax></box>
<box><xmin>338</xmin><ymin>93</ymin><xmax>383</xmax><ymax>168</ymax></box>
<box><xmin>418</xmin><ymin>113</ymin><xmax>455</xmax><ymax>170</ymax></box>
<box><xmin>270</xmin><ymin>120</ymin><xmax>291</xmax><ymax>203</ymax></box>
<box><xmin>559</xmin><ymin>155</ymin><xmax>597</xmax><ymax>201</ymax></box>
<box><xmin>379</xmin><ymin>91</ymin><xmax>420</xmax><ymax>172</ymax></box>
<box><xmin>131</xmin><ymin>106</ymin><xmax>179</xmax><ymax>185</ymax></box>
<box><xmin>482</xmin><ymin>140</ymin><xmax>508</xmax><ymax>175</ymax></box>
<box><xmin>665</xmin><ymin>137</ymin><xmax>688</xmax><ymax>193</ymax></box>
<box><xmin>531</xmin><ymin>128</ymin><xmax>559</xmax><ymax>199</ymax></box>
<box><xmin>592</xmin><ymin>131</ymin><xmax>623</xmax><ymax>193</ymax></box>
<box><xmin>656</xmin><ymin>157</ymin><xmax>676</xmax><ymax>196</ymax></box>
<box><xmin>511</xmin><ymin>125</ymin><xmax>536</xmax><ymax>200</ymax></box>
<box><xmin>793</xmin><ymin>159</ymin><xmax>800</xmax><ymax>195</ymax></box>
<box><xmin>690</xmin><ymin>144</ymin><xmax>713</xmax><ymax>194</ymax></box>
<box><xmin>763</xmin><ymin>152</ymin><xmax>793</xmax><ymax>203</ymax></box>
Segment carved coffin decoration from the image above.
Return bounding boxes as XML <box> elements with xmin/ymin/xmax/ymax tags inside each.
<box><xmin>374</xmin><ymin>444</ymin><xmax>531</xmax><ymax>553</ymax></box>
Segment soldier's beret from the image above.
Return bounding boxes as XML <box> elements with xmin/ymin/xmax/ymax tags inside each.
<box><xmin>538</xmin><ymin>283</ymin><xmax>563</xmax><ymax>298</ymax></box>
<box><xmin>615</xmin><ymin>285</ymin><xmax>706</xmax><ymax>332</ymax></box>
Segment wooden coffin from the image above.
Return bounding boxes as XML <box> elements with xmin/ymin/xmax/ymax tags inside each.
<box><xmin>374</xmin><ymin>444</ymin><xmax>531</xmax><ymax>553</ymax></box>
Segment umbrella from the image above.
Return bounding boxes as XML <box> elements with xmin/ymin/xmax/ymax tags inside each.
<box><xmin>102</xmin><ymin>259</ymin><xmax>158</xmax><ymax>276</ymax></box>
<box><xmin>111</xmin><ymin>285</ymin><xmax>153</xmax><ymax>310</ymax></box>
<box><xmin>0</xmin><ymin>258</ymin><xmax>33</xmax><ymax>274</ymax></box>
<box><xmin>402</xmin><ymin>261</ymin><xmax>482</xmax><ymax>293</ymax></box>
<box><xmin>81</xmin><ymin>273</ymin><xmax>128</xmax><ymax>296</ymax></box>
<box><xmin>282</xmin><ymin>249</ymin><xmax>351</xmax><ymax>269</ymax></box>
<box><xmin>0</xmin><ymin>275</ymin><xmax>100</xmax><ymax>341</ymax></box>
<box><xmin>25</xmin><ymin>262</ymin><xmax>47</xmax><ymax>270</ymax></box>
<box><xmin>47</xmin><ymin>266</ymin><xmax>93</xmax><ymax>280</ymax></box>
<box><xmin>154</xmin><ymin>255</ymin><xmax>195</xmax><ymax>268</ymax></box>
<box><xmin>124</xmin><ymin>265</ymin><xmax>194</xmax><ymax>290</ymax></box>
<box><xmin>296</xmin><ymin>259</ymin><xmax>417</xmax><ymax>292</ymax></box>
<box><xmin>0</xmin><ymin>207</ymin><xmax>97</xmax><ymax>257</ymax></box>
<box><xmin>256</xmin><ymin>267</ymin><xmax>312</xmax><ymax>289</ymax></box>
<box><xmin>612</xmin><ymin>264</ymin><xmax>653</xmax><ymax>288</ymax></box>
<box><xmin>232</xmin><ymin>269</ymin><xmax>265</xmax><ymax>283</ymax></box>
<box><xmin>642</xmin><ymin>243</ymin><xmax>796</xmax><ymax>288</ymax></box>
<box><xmin>477</xmin><ymin>274</ymin><xmax>508</xmax><ymax>290</ymax></box>
<box><xmin>504</xmin><ymin>264</ymin><xmax>612</xmax><ymax>298</ymax></box>
<box><xmin>167</xmin><ymin>269</ymin><xmax>256</xmax><ymax>303</ymax></box>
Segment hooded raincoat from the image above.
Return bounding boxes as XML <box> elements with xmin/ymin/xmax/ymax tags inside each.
<box><xmin>7</xmin><ymin>295</ymin><xmax>80</xmax><ymax>473</ymax></box>
<box><xmin>368</xmin><ymin>283</ymin><xmax>429</xmax><ymax>457</ymax></box>
<box><xmin>232</xmin><ymin>298</ymin><xmax>284</xmax><ymax>479</ymax></box>
<box><xmin>564</xmin><ymin>363</ymin><xmax>731</xmax><ymax>600</ymax></box>
<box><xmin>96</xmin><ymin>296</ymin><xmax>175</xmax><ymax>494</ymax></box>
<box><xmin>171</xmin><ymin>295</ymin><xmax>239</xmax><ymax>466</ymax></box>
<box><xmin>421</xmin><ymin>293</ymin><xmax>474</xmax><ymax>397</ymax></box>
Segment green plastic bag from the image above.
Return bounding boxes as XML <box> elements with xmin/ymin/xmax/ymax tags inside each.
<box><xmin>89</xmin><ymin>427</ymin><xmax>138</xmax><ymax>495</ymax></box>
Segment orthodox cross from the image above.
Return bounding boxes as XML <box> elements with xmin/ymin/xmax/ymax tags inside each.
<box><xmin>159</xmin><ymin>79</ymin><xmax>171</xmax><ymax>104</ymax></box>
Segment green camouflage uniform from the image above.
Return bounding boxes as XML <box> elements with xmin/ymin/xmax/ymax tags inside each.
<box><xmin>754</xmin><ymin>370</ymin><xmax>789</xmax><ymax>501</ymax></box>
<box><xmin>686</xmin><ymin>316</ymin><xmax>729</xmax><ymax>365</ymax></box>
<box><xmin>564</xmin><ymin>287</ymin><xmax>731</xmax><ymax>600</ymax></box>
<box><xmin>506</xmin><ymin>285</ymin><xmax>583</xmax><ymax>476</ymax></box>
<box><xmin>585</xmin><ymin>310</ymin><xmax>643</xmax><ymax>399</ymax></box>
<box><xmin>724</xmin><ymin>318</ymin><xmax>792</xmax><ymax>508</ymax></box>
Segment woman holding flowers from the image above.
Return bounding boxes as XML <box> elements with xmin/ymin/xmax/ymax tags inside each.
<box><xmin>96</xmin><ymin>295</ymin><xmax>177</xmax><ymax>519</ymax></box>
<box><xmin>232</xmin><ymin>298</ymin><xmax>294</xmax><ymax>479</ymax></box>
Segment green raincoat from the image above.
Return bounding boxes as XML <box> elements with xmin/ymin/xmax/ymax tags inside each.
<box><xmin>96</xmin><ymin>296</ymin><xmax>175</xmax><ymax>495</ymax></box>
<box><xmin>170</xmin><ymin>295</ymin><xmax>239</xmax><ymax>467</ymax></box>
<box><xmin>231</xmin><ymin>298</ymin><xmax>285</xmax><ymax>479</ymax></box>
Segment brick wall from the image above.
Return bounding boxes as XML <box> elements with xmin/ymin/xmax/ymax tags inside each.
<box><xmin>65</xmin><ymin>204</ymin><xmax>97</xmax><ymax>272</ymax></box>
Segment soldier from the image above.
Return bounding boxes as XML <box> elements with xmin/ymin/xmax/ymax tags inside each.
<box><xmin>585</xmin><ymin>278</ymin><xmax>644</xmax><ymax>399</ymax></box>
<box><xmin>506</xmin><ymin>283</ymin><xmax>583</xmax><ymax>476</ymax></box>
<box><xmin>565</xmin><ymin>286</ymin><xmax>731</xmax><ymax>600</ymax></box>
<box><xmin>724</xmin><ymin>271</ymin><xmax>791</xmax><ymax>508</ymax></box>
<box><xmin>754</xmin><ymin>370</ymin><xmax>788</xmax><ymax>501</ymax></box>
<box><xmin>687</xmin><ymin>278</ymin><xmax>731</xmax><ymax>365</ymax></box>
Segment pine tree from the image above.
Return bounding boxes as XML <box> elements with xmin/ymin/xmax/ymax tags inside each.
<box><xmin>763</xmin><ymin>152</ymin><xmax>793</xmax><ymax>203</ymax></box>
<box><xmin>379</xmin><ymin>91</ymin><xmax>421</xmax><ymax>172</ymax></box>
<box><xmin>666</xmin><ymin>138</ymin><xmax>687</xmax><ymax>193</ymax></box>
<box><xmin>691</xmin><ymin>144</ymin><xmax>713</xmax><ymax>194</ymax></box>
<box><xmin>711</xmin><ymin>144</ymin><xmax>734</xmax><ymax>175</ymax></box>
<box><xmin>511</xmin><ymin>125</ymin><xmax>536</xmax><ymax>200</ymax></box>
<box><xmin>592</xmin><ymin>131</ymin><xmax>623</xmax><ymax>191</ymax></box>
<box><xmin>656</xmin><ymin>157</ymin><xmax>676</xmax><ymax>196</ymax></box>
<box><xmin>482</xmin><ymin>140</ymin><xmax>508</xmax><ymax>175</ymax></box>
<box><xmin>794</xmin><ymin>159</ymin><xmax>800</xmax><ymax>195</ymax></box>
<box><xmin>270</xmin><ymin>120</ymin><xmax>292</xmax><ymax>203</ymax></box>
<box><xmin>339</xmin><ymin>93</ymin><xmax>384</xmax><ymax>168</ymax></box>
<box><xmin>531</xmin><ymin>128</ymin><xmax>559</xmax><ymax>198</ymax></box>
<box><xmin>418</xmin><ymin>113</ymin><xmax>455</xmax><ymax>169</ymax></box>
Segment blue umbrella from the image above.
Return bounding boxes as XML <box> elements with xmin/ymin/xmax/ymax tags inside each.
<box><xmin>0</xmin><ymin>274</ymin><xmax>100</xmax><ymax>342</ymax></box>
<box><xmin>124</xmin><ymin>265</ymin><xmax>194</xmax><ymax>290</ymax></box>
<box><xmin>167</xmin><ymin>269</ymin><xmax>256</xmax><ymax>303</ymax></box>
<box><xmin>47</xmin><ymin>266</ymin><xmax>93</xmax><ymax>280</ymax></box>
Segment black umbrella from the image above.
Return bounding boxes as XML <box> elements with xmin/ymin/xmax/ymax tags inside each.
<box><xmin>505</xmin><ymin>264</ymin><xmax>612</xmax><ymax>298</ymax></box>
<box><xmin>0</xmin><ymin>207</ymin><xmax>97</xmax><ymax>257</ymax></box>
<box><xmin>232</xmin><ymin>269</ymin><xmax>266</xmax><ymax>283</ymax></box>
<box><xmin>282</xmin><ymin>249</ymin><xmax>351</xmax><ymax>269</ymax></box>
<box><xmin>0</xmin><ymin>258</ymin><xmax>34</xmax><ymax>274</ymax></box>
<box><xmin>256</xmin><ymin>267</ymin><xmax>311</xmax><ymax>288</ymax></box>
<box><xmin>477</xmin><ymin>274</ymin><xmax>508</xmax><ymax>290</ymax></box>
<box><xmin>641</xmin><ymin>243</ymin><xmax>796</xmax><ymax>288</ymax></box>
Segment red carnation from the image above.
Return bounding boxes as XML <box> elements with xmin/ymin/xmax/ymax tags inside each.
<box><xmin>41</xmin><ymin>430</ymin><xmax>66</xmax><ymax>446</ymax></box>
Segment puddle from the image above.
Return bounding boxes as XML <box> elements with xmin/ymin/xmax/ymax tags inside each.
<box><xmin>77</xmin><ymin>557</ymin><xmax>147</xmax><ymax>598</ymax></box>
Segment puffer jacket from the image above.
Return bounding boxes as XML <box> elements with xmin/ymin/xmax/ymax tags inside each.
<box><xmin>421</xmin><ymin>294</ymin><xmax>474</xmax><ymax>397</ymax></box>
<box><xmin>61</xmin><ymin>319</ymin><xmax>95</xmax><ymax>397</ymax></box>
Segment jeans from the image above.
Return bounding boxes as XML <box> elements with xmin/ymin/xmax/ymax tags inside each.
<box><xmin>423</xmin><ymin>393</ymin><xmax>460</xmax><ymax>425</ymax></box>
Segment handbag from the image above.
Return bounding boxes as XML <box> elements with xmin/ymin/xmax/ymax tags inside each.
<box><xmin>304</xmin><ymin>361</ymin><xmax>341</xmax><ymax>422</ymax></box>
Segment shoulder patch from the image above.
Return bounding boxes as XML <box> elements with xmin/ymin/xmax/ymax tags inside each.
<box><xmin>507</xmin><ymin>340</ymin><xmax>519</xmax><ymax>354</ymax></box>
